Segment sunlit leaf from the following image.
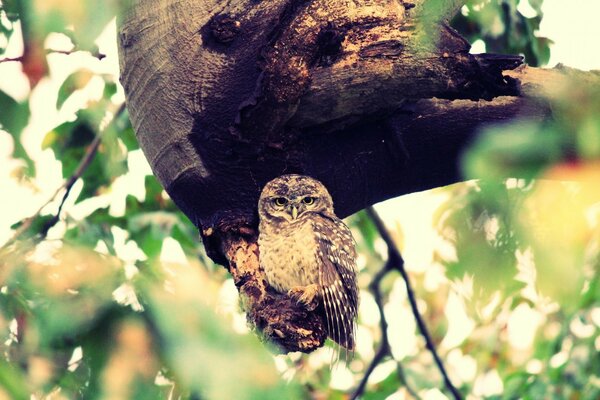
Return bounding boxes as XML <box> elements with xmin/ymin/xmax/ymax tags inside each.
<box><xmin>361</xmin><ymin>369</ymin><xmax>402</xmax><ymax>400</ymax></box>
<box><xmin>29</xmin><ymin>0</ymin><xmax>120</xmax><ymax>50</ymax></box>
<box><xmin>0</xmin><ymin>90</ymin><xmax>34</xmax><ymax>175</ymax></box>
<box><xmin>119</xmin><ymin>126</ymin><xmax>139</xmax><ymax>151</ymax></box>
<box><xmin>22</xmin><ymin>246</ymin><xmax>124</xmax><ymax>343</ymax></box>
<box><xmin>349</xmin><ymin>211</ymin><xmax>379</xmax><ymax>255</ymax></box>
<box><xmin>518</xmin><ymin>163</ymin><xmax>600</xmax><ymax>306</ymax></box>
<box><xmin>43</xmin><ymin>109</ymin><xmax>129</xmax><ymax>202</ymax></box>
<box><xmin>103</xmin><ymin>79</ymin><xmax>118</xmax><ymax>99</ymax></box>
<box><xmin>435</xmin><ymin>182</ymin><xmax>530</xmax><ymax>302</ymax></box>
<box><xmin>100</xmin><ymin>123</ymin><xmax>128</xmax><ymax>180</ymax></box>
<box><xmin>56</xmin><ymin>69</ymin><xmax>94</xmax><ymax>109</ymax></box>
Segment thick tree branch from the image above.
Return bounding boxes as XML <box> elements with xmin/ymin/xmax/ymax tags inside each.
<box><xmin>117</xmin><ymin>0</ymin><xmax>600</xmax><ymax>354</ymax></box>
<box><xmin>118</xmin><ymin>0</ymin><xmax>525</xmax><ymax>243</ymax></box>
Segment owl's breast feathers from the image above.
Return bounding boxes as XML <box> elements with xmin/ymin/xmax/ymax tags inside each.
<box><xmin>258</xmin><ymin>218</ymin><xmax>320</xmax><ymax>292</ymax></box>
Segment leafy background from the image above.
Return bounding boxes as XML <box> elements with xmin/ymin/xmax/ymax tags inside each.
<box><xmin>1</xmin><ymin>0</ymin><xmax>599</xmax><ymax>399</ymax></box>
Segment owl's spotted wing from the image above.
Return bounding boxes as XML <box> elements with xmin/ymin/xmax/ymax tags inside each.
<box><xmin>312</xmin><ymin>213</ymin><xmax>358</xmax><ymax>350</ymax></box>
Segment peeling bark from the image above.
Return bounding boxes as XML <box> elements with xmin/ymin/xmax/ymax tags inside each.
<box><xmin>117</xmin><ymin>0</ymin><xmax>600</xmax><ymax>353</ymax></box>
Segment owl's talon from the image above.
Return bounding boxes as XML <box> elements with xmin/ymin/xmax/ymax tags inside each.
<box><xmin>288</xmin><ymin>284</ymin><xmax>319</xmax><ymax>311</ymax></box>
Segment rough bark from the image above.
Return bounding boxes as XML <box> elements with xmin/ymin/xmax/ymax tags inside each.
<box><xmin>117</xmin><ymin>0</ymin><xmax>600</xmax><ymax>353</ymax></box>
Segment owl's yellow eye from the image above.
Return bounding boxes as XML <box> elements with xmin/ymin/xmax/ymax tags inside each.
<box><xmin>302</xmin><ymin>196</ymin><xmax>315</xmax><ymax>205</ymax></box>
<box><xmin>274</xmin><ymin>197</ymin><xmax>288</xmax><ymax>206</ymax></box>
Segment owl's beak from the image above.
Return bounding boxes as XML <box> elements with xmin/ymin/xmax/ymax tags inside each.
<box><xmin>290</xmin><ymin>205</ymin><xmax>298</xmax><ymax>220</ymax></box>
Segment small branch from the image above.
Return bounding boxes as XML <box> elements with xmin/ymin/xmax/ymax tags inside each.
<box><xmin>351</xmin><ymin>261</ymin><xmax>392</xmax><ymax>400</ymax></box>
<box><xmin>0</xmin><ymin>48</ymin><xmax>106</xmax><ymax>64</ymax></box>
<box><xmin>3</xmin><ymin>103</ymin><xmax>126</xmax><ymax>247</ymax></box>
<box><xmin>38</xmin><ymin>133</ymin><xmax>102</xmax><ymax>236</ymax></box>
<box><xmin>47</xmin><ymin>48</ymin><xmax>106</xmax><ymax>60</ymax></box>
<box><xmin>351</xmin><ymin>245</ymin><xmax>420</xmax><ymax>399</ymax></box>
<box><xmin>0</xmin><ymin>56</ymin><xmax>23</xmax><ymax>63</ymax></box>
<box><xmin>365</xmin><ymin>207</ymin><xmax>462</xmax><ymax>400</ymax></box>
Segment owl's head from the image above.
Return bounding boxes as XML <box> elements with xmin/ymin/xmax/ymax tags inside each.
<box><xmin>258</xmin><ymin>174</ymin><xmax>334</xmax><ymax>223</ymax></box>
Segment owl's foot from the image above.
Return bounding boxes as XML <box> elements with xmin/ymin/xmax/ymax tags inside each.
<box><xmin>288</xmin><ymin>284</ymin><xmax>319</xmax><ymax>311</ymax></box>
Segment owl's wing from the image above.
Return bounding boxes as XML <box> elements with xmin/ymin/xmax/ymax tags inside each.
<box><xmin>313</xmin><ymin>213</ymin><xmax>358</xmax><ymax>350</ymax></box>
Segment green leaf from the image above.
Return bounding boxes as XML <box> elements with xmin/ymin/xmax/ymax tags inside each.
<box><xmin>435</xmin><ymin>182</ymin><xmax>528</xmax><ymax>301</ymax></box>
<box><xmin>144</xmin><ymin>175</ymin><xmax>164</xmax><ymax>204</ymax></box>
<box><xmin>1</xmin><ymin>0</ymin><xmax>20</xmax><ymax>17</ymax></box>
<box><xmin>349</xmin><ymin>211</ymin><xmax>378</xmax><ymax>255</ymax></box>
<box><xmin>0</xmin><ymin>90</ymin><xmax>34</xmax><ymax>175</ymax></box>
<box><xmin>56</xmin><ymin>69</ymin><xmax>94</xmax><ymax>109</ymax></box>
<box><xmin>9</xmin><ymin>214</ymin><xmax>56</xmax><ymax>240</ymax></box>
<box><xmin>119</xmin><ymin>126</ymin><xmax>139</xmax><ymax>151</ymax></box>
<box><xmin>100</xmin><ymin>120</ymin><xmax>128</xmax><ymax>180</ymax></box>
<box><xmin>102</xmin><ymin>79</ymin><xmax>118</xmax><ymax>99</ymax></box>
<box><xmin>451</xmin><ymin>0</ymin><xmax>551</xmax><ymax>67</ymax></box>
<box><xmin>43</xmin><ymin>109</ymin><xmax>128</xmax><ymax>203</ymax></box>
<box><xmin>79</xmin><ymin>306</ymin><xmax>139</xmax><ymax>399</ymax></box>
<box><xmin>171</xmin><ymin>222</ymin><xmax>199</xmax><ymax>255</ymax></box>
<box><xmin>462</xmin><ymin>122</ymin><xmax>564</xmax><ymax>181</ymax></box>
<box><xmin>0</xmin><ymin>359</ymin><xmax>29</xmax><ymax>400</ymax></box>
<box><xmin>128</xmin><ymin>211</ymin><xmax>182</xmax><ymax>259</ymax></box>
<box><xmin>43</xmin><ymin>117</ymin><xmax>105</xmax><ymax>202</ymax></box>
<box><xmin>362</xmin><ymin>369</ymin><xmax>402</xmax><ymax>400</ymax></box>
<box><xmin>64</xmin><ymin>207</ymin><xmax>125</xmax><ymax>253</ymax></box>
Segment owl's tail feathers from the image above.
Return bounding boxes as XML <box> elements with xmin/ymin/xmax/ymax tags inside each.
<box><xmin>321</xmin><ymin>280</ymin><xmax>357</xmax><ymax>352</ymax></box>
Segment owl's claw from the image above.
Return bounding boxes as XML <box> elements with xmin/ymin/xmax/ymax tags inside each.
<box><xmin>288</xmin><ymin>284</ymin><xmax>319</xmax><ymax>311</ymax></box>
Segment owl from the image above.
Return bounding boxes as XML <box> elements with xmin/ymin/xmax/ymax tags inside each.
<box><xmin>258</xmin><ymin>174</ymin><xmax>358</xmax><ymax>350</ymax></box>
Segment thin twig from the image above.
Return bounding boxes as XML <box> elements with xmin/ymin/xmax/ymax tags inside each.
<box><xmin>36</xmin><ymin>133</ymin><xmax>102</xmax><ymax>238</ymax></box>
<box><xmin>0</xmin><ymin>48</ymin><xmax>105</xmax><ymax>64</ymax></box>
<box><xmin>351</xmin><ymin>252</ymin><xmax>420</xmax><ymax>399</ymax></box>
<box><xmin>47</xmin><ymin>48</ymin><xmax>106</xmax><ymax>60</ymax></box>
<box><xmin>0</xmin><ymin>55</ymin><xmax>23</xmax><ymax>63</ymax></box>
<box><xmin>351</xmin><ymin>262</ymin><xmax>391</xmax><ymax>400</ymax></box>
<box><xmin>365</xmin><ymin>207</ymin><xmax>462</xmax><ymax>400</ymax></box>
<box><xmin>4</xmin><ymin>103</ymin><xmax>126</xmax><ymax>247</ymax></box>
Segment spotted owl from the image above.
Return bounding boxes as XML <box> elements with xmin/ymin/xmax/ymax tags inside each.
<box><xmin>258</xmin><ymin>174</ymin><xmax>358</xmax><ymax>350</ymax></box>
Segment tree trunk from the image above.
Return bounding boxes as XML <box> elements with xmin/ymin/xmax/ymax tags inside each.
<box><xmin>117</xmin><ymin>0</ymin><xmax>599</xmax><ymax>352</ymax></box>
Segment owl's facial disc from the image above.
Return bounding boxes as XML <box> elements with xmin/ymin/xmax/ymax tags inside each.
<box><xmin>259</xmin><ymin>175</ymin><xmax>334</xmax><ymax>223</ymax></box>
<box><xmin>287</xmin><ymin>196</ymin><xmax>319</xmax><ymax>220</ymax></box>
<box><xmin>267</xmin><ymin>196</ymin><xmax>319</xmax><ymax>221</ymax></box>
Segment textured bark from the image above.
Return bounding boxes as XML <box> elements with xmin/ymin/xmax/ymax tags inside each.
<box><xmin>117</xmin><ymin>0</ymin><xmax>599</xmax><ymax>353</ymax></box>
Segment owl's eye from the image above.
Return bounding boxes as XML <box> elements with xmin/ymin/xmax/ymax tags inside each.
<box><xmin>274</xmin><ymin>197</ymin><xmax>288</xmax><ymax>206</ymax></box>
<box><xmin>302</xmin><ymin>196</ymin><xmax>315</xmax><ymax>205</ymax></box>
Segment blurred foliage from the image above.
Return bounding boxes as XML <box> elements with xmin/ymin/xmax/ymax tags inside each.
<box><xmin>0</xmin><ymin>242</ymin><xmax>298</xmax><ymax>399</ymax></box>
<box><xmin>1</xmin><ymin>0</ymin><xmax>600</xmax><ymax>399</ymax></box>
<box><xmin>451</xmin><ymin>0</ymin><xmax>551</xmax><ymax>66</ymax></box>
<box><xmin>433</xmin><ymin>67</ymin><xmax>600</xmax><ymax>397</ymax></box>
